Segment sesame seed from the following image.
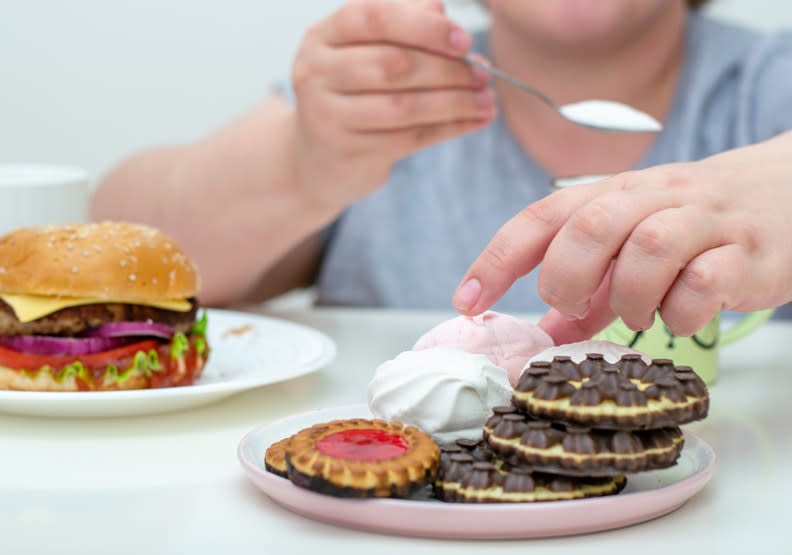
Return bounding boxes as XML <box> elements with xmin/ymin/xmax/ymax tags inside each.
<box><xmin>71</xmin><ymin>267</ymin><xmax>79</xmax><ymax>273</ymax></box>
<box><xmin>82</xmin><ymin>251</ymin><xmax>91</xmax><ymax>257</ymax></box>
<box><xmin>151</xmin><ymin>277</ymin><xmax>157</xmax><ymax>285</ymax></box>
<box><xmin>120</xmin><ymin>260</ymin><xmax>127</xmax><ymax>267</ymax></box>
<box><xmin>129</xmin><ymin>274</ymin><xmax>136</xmax><ymax>281</ymax></box>
<box><xmin>0</xmin><ymin>267</ymin><xmax>5</xmax><ymax>274</ymax></box>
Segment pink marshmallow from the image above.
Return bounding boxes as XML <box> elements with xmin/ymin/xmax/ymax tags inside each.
<box><xmin>413</xmin><ymin>311</ymin><xmax>555</xmax><ymax>386</ymax></box>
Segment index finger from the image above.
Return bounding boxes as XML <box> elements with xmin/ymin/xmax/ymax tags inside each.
<box><xmin>322</xmin><ymin>0</ymin><xmax>471</xmax><ymax>57</ymax></box>
<box><xmin>452</xmin><ymin>176</ymin><xmax>619</xmax><ymax>316</ymax></box>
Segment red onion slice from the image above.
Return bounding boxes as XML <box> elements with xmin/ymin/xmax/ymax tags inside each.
<box><xmin>1</xmin><ymin>335</ymin><xmax>134</xmax><ymax>356</ymax></box>
<box><xmin>83</xmin><ymin>321</ymin><xmax>175</xmax><ymax>340</ymax></box>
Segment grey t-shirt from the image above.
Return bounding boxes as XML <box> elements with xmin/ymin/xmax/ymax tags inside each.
<box><xmin>284</xmin><ymin>13</ymin><xmax>792</xmax><ymax>314</ymax></box>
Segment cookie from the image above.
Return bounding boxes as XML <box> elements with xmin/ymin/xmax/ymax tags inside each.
<box><xmin>513</xmin><ymin>354</ymin><xmax>709</xmax><ymax>429</ymax></box>
<box><xmin>435</xmin><ymin>447</ymin><xmax>626</xmax><ymax>503</ymax></box>
<box><xmin>284</xmin><ymin>418</ymin><xmax>439</xmax><ymax>498</ymax></box>
<box><xmin>264</xmin><ymin>435</ymin><xmax>292</xmax><ymax>478</ymax></box>
<box><xmin>483</xmin><ymin>406</ymin><xmax>685</xmax><ymax>476</ymax></box>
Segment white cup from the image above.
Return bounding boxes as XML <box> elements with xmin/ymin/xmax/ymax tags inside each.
<box><xmin>0</xmin><ymin>163</ymin><xmax>91</xmax><ymax>236</ymax></box>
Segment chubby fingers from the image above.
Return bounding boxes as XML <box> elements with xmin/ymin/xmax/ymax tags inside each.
<box><xmin>331</xmin><ymin>86</ymin><xmax>494</xmax><ymax>131</ymax></box>
<box><xmin>319</xmin><ymin>45</ymin><xmax>492</xmax><ymax>134</ymax></box>
<box><xmin>657</xmin><ymin>244</ymin><xmax>754</xmax><ymax>336</ymax></box>
<box><xmin>605</xmin><ymin>204</ymin><xmax>729</xmax><ymax>330</ymax></box>
<box><xmin>324</xmin><ymin>45</ymin><xmax>489</xmax><ymax>94</ymax></box>
<box><xmin>295</xmin><ymin>0</ymin><xmax>494</xmax><ymax>153</ymax></box>
<box><xmin>454</xmin><ymin>169</ymin><xmax>731</xmax><ymax>325</ymax></box>
<box><xmin>543</xmin><ymin>242</ymin><xmax>758</xmax><ymax>342</ymax></box>
<box><xmin>321</xmin><ymin>0</ymin><xmax>471</xmax><ymax>57</ymax></box>
<box><xmin>537</xmin><ymin>189</ymin><xmax>677</xmax><ymax>320</ymax></box>
<box><xmin>456</xmin><ymin>166</ymin><xmax>760</xmax><ymax>346</ymax></box>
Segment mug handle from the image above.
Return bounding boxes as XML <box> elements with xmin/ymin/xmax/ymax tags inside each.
<box><xmin>720</xmin><ymin>309</ymin><xmax>775</xmax><ymax>345</ymax></box>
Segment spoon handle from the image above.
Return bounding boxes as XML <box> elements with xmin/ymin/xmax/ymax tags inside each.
<box><xmin>461</xmin><ymin>55</ymin><xmax>558</xmax><ymax>109</ymax></box>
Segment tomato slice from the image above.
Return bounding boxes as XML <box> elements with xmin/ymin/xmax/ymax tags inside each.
<box><xmin>0</xmin><ymin>339</ymin><xmax>161</xmax><ymax>372</ymax></box>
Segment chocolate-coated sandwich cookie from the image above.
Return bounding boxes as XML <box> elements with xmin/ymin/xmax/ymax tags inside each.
<box><xmin>440</xmin><ymin>437</ymin><xmax>498</xmax><ymax>464</ymax></box>
<box><xmin>284</xmin><ymin>418</ymin><xmax>439</xmax><ymax>498</ymax></box>
<box><xmin>513</xmin><ymin>354</ymin><xmax>709</xmax><ymax>429</ymax></box>
<box><xmin>434</xmin><ymin>438</ymin><xmax>503</xmax><ymax>500</ymax></box>
<box><xmin>483</xmin><ymin>406</ymin><xmax>684</xmax><ymax>476</ymax></box>
<box><xmin>435</xmin><ymin>445</ymin><xmax>626</xmax><ymax>503</ymax></box>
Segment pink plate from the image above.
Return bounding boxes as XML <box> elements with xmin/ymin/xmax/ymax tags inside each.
<box><xmin>237</xmin><ymin>404</ymin><xmax>716</xmax><ymax>539</ymax></box>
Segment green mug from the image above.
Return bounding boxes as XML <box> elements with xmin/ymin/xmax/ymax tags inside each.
<box><xmin>594</xmin><ymin>309</ymin><xmax>775</xmax><ymax>384</ymax></box>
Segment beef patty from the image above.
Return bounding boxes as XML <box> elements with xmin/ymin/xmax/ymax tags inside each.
<box><xmin>0</xmin><ymin>299</ymin><xmax>198</xmax><ymax>337</ymax></box>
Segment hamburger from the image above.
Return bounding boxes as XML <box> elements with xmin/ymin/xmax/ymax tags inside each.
<box><xmin>0</xmin><ymin>221</ymin><xmax>209</xmax><ymax>391</ymax></box>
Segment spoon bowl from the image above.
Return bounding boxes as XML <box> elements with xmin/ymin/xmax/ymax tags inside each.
<box><xmin>462</xmin><ymin>55</ymin><xmax>663</xmax><ymax>134</ymax></box>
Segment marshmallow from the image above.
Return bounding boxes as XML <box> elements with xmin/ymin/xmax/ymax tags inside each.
<box><xmin>413</xmin><ymin>311</ymin><xmax>554</xmax><ymax>386</ymax></box>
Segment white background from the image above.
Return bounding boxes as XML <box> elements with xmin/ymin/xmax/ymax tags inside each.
<box><xmin>1</xmin><ymin>0</ymin><xmax>791</xmax><ymax>183</ymax></box>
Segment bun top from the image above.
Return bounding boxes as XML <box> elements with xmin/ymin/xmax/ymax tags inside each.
<box><xmin>0</xmin><ymin>222</ymin><xmax>200</xmax><ymax>300</ymax></box>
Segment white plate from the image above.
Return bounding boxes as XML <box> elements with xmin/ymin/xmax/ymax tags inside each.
<box><xmin>238</xmin><ymin>404</ymin><xmax>717</xmax><ymax>539</ymax></box>
<box><xmin>0</xmin><ymin>309</ymin><xmax>336</xmax><ymax>418</ymax></box>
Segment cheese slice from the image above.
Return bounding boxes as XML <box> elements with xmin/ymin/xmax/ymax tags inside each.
<box><xmin>0</xmin><ymin>293</ymin><xmax>192</xmax><ymax>323</ymax></box>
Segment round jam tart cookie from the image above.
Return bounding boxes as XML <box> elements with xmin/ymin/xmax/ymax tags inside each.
<box><xmin>285</xmin><ymin>418</ymin><xmax>439</xmax><ymax>498</ymax></box>
<box><xmin>264</xmin><ymin>435</ymin><xmax>293</xmax><ymax>478</ymax></box>
<box><xmin>483</xmin><ymin>406</ymin><xmax>684</xmax><ymax>476</ymax></box>
<box><xmin>266</xmin><ymin>423</ymin><xmax>338</xmax><ymax>478</ymax></box>
<box><xmin>435</xmin><ymin>450</ymin><xmax>626</xmax><ymax>503</ymax></box>
<box><xmin>513</xmin><ymin>354</ymin><xmax>709</xmax><ymax>430</ymax></box>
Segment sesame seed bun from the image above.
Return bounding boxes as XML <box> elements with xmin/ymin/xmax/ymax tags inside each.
<box><xmin>0</xmin><ymin>221</ymin><xmax>200</xmax><ymax>301</ymax></box>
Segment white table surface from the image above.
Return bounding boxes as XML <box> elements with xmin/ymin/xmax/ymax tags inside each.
<box><xmin>0</xmin><ymin>307</ymin><xmax>789</xmax><ymax>555</ymax></box>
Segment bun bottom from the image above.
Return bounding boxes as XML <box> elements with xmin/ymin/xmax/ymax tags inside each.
<box><xmin>0</xmin><ymin>364</ymin><xmax>205</xmax><ymax>391</ymax></box>
<box><xmin>0</xmin><ymin>366</ymin><xmax>143</xmax><ymax>391</ymax></box>
<box><xmin>0</xmin><ymin>341</ymin><xmax>207</xmax><ymax>392</ymax></box>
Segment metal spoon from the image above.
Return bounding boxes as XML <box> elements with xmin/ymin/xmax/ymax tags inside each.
<box><xmin>462</xmin><ymin>55</ymin><xmax>663</xmax><ymax>134</ymax></box>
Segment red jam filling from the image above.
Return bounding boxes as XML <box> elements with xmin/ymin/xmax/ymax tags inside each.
<box><xmin>316</xmin><ymin>429</ymin><xmax>410</xmax><ymax>461</ymax></box>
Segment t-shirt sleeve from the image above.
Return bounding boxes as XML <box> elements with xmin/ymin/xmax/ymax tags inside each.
<box><xmin>737</xmin><ymin>31</ymin><xmax>792</xmax><ymax>144</ymax></box>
